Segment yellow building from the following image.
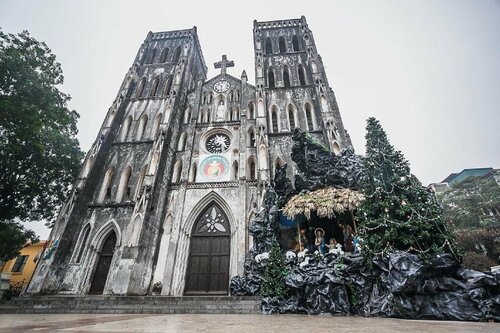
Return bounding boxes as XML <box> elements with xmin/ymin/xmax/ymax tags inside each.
<box><xmin>1</xmin><ymin>241</ymin><xmax>47</xmax><ymax>289</ymax></box>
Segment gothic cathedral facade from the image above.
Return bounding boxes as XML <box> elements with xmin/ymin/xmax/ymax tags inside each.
<box><xmin>27</xmin><ymin>17</ymin><xmax>352</xmax><ymax>296</ymax></box>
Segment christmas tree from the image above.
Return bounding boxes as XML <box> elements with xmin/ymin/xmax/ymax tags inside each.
<box><xmin>260</xmin><ymin>240</ymin><xmax>288</xmax><ymax>298</ymax></box>
<box><xmin>357</xmin><ymin>118</ymin><xmax>458</xmax><ymax>260</ymax></box>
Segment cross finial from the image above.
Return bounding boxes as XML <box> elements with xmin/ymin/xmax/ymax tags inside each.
<box><xmin>214</xmin><ymin>55</ymin><xmax>234</xmax><ymax>75</ymax></box>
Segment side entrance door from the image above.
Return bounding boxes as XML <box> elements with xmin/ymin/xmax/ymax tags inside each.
<box><xmin>89</xmin><ymin>230</ymin><xmax>116</xmax><ymax>294</ymax></box>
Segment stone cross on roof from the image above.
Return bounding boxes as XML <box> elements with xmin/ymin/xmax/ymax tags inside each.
<box><xmin>214</xmin><ymin>55</ymin><xmax>234</xmax><ymax>75</ymax></box>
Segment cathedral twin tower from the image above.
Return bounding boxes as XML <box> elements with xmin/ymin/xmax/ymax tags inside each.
<box><xmin>27</xmin><ymin>17</ymin><xmax>352</xmax><ymax>296</ymax></box>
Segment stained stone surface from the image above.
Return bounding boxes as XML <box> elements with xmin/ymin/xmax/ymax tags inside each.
<box><xmin>0</xmin><ymin>314</ymin><xmax>498</xmax><ymax>333</ymax></box>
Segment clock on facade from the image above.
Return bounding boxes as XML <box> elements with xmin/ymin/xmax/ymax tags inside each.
<box><xmin>213</xmin><ymin>80</ymin><xmax>230</xmax><ymax>93</ymax></box>
<box><xmin>205</xmin><ymin>133</ymin><xmax>231</xmax><ymax>154</ymax></box>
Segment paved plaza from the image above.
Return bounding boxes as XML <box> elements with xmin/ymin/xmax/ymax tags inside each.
<box><xmin>0</xmin><ymin>314</ymin><xmax>498</xmax><ymax>333</ymax></box>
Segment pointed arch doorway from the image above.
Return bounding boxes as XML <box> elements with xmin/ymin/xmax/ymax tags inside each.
<box><xmin>89</xmin><ymin>230</ymin><xmax>116</xmax><ymax>294</ymax></box>
<box><xmin>184</xmin><ymin>203</ymin><xmax>230</xmax><ymax>295</ymax></box>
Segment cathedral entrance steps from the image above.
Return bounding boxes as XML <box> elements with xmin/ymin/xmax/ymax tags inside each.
<box><xmin>2</xmin><ymin>295</ymin><xmax>261</xmax><ymax>314</ymax></box>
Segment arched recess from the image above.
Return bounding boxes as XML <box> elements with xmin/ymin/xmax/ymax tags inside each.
<box><xmin>160</xmin><ymin>47</ymin><xmax>169</xmax><ymax>62</ymax></box>
<box><xmin>332</xmin><ymin>141</ymin><xmax>341</xmax><ymax>155</ymax></box>
<box><xmin>97</xmin><ymin>167</ymin><xmax>116</xmax><ymax>203</ymax></box>
<box><xmin>305</xmin><ymin>103</ymin><xmax>315</xmax><ymax>131</ymax></box>
<box><xmin>164</xmin><ymin>77</ymin><xmax>173</xmax><ymax>96</ymax></box>
<box><xmin>267</xmin><ymin>68</ymin><xmax>275</xmax><ymax>88</ymax></box>
<box><xmin>81</xmin><ymin>154</ymin><xmax>95</xmax><ymax>178</ymax></box>
<box><xmin>105</xmin><ymin>110</ymin><xmax>115</xmax><ymax>127</ymax></box>
<box><xmin>74</xmin><ymin>223</ymin><xmax>91</xmax><ymax>263</ymax></box>
<box><xmin>134</xmin><ymin>164</ymin><xmax>148</xmax><ymax>199</ymax></box>
<box><xmin>265</xmin><ymin>37</ymin><xmax>273</xmax><ymax>54</ymax></box>
<box><xmin>283</xmin><ymin>66</ymin><xmax>291</xmax><ymax>87</ymax></box>
<box><xmin>258</xmin><ymin>145</ymin><xmax>269</xmax><ymax>171</ymax></box>
<box><xmin>136</xmin><ymin>114</ymin><xmax>148</xmax><ymax>141</ymax></box>
<box><xmin>150</xmin><ymin>77</ymin><xmax>160</xmax><ymax>97</ymax></box>
<box><xmin>248</xmin><ymin>102</ymin><xmax>255</xmax><ymax>119</ymax></box>
<box><xmin>115</xmin><ymin>165</ymin><xmax>132</xmax><ymax>203</ymax></box>
<box><xmin>148</xmin><ymin>48</ymin><xmax>157</xmax><ymax>64</ymax></box>
<box><xmin>233</xmin><ymin>107</ymin><xmax>239</xmax><ymax>121</ymax></box>
<box><xmin>274</xmin><ymin>157</ymin><xmax>285</xmax><ymax>178</ymax></box>
<box><xmin>257</xmin><ymin>64</ymin><xmax>263</xmax><ymax>78</ymax></box>
<box><xmin>270</xmin><ymin>105</ymin><xmax>279</xmax><ymax>133</ymax></box>
<box><xmin>228</xmin><ymin>107</ymin><xmax>233</xmax><ymax>121</ymax></box>
<box><xmin>278</xmin><ymin>36</ymin><xmax>287</xmax><ymax>53</ymax></box>
<box><xmin>120</xmin><ymin>115</ymin><xmax>133</xmax><ymax>142</ymax></box>
<box><xmin>257</xmin><ymin>99</ymin><xmax>264</xmax><ymax>118</ymax></box>
<box><xmin>152</xmin><ymin>214</ymin><xmax>174</xmax><ymax>285</ymax></box>
<box><xmin>152</xmin><ymin>113</ymin><xmax>162</xmax><ymax>140</ymax></box>
<box><xmin>89</xmin><ymin>228</ymin><xmax>117</xmax><ymax>294</ymax></box>
<box><xmin>311</xmin><ymin>60</ymin><xmax>318</xmax><ymax>73</ymax></box>
<box><xmin>287</xmin><ymin>104</ymin><xmax>298</xmax><ymax>130</ymax></box>
<box><xmin>320</xmin><ymin>95</ymin><xmax>329</xmax><ymax>112</ymax></box>
<box><xmin>232</xmin><ymin>161</ymin><xmax>239</xmax><ymax>180</ymax></box>
<box><xmin>172</xmin><ymin>160</ymin><xmax>183</xmax><ymax>183</ymax></box>
<box><xmin>292</xmin><ymin>35</ymin><xmax>300</xmax><ymax>51</ymax></box>
<box><xmin>248</xmin><ymin>157</ymin><xmax>256</xmax><ymax>180</ymax></box>
<box><xmin>184</xmin><ymin>202</ymin><xmax>231</xmax><ymax>295</ymax></box>
<box><xmin>189</xmin><ymin>162</ymin><xmax>197</xmax><ymax>182</ymax></box>
<box><xmin>177</xmin><ymin>132</ymin><xmax>187</xmax><ymax>151</ymax></box>
<box><xmin>298</xmin><ymin>66</ymin><xmax>306</xmax><ymax>86</ymax></box>
<box><xmin>248</xmin><ymin>127</ymin><xmax>256</xmax><ymax>147</ymax></box>
<box><xmin>172</xmin><ymin>46</ymin><xmax>182</xmax><ymax>63</ymax></box>
<box><xmin>184</xmin><ymin>107</ymin><xmax>191</xmax><ymax>124</ymax></box>
<box><xmin>136</xmin><ymin>78</ymin><xmax>146</xmax><ymax>98</ymax></box>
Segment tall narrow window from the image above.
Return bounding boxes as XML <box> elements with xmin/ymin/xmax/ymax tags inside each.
<box><xmin>172</xmin><ymin>161</ymin><xmax>182</xmax><ymax>183</ymax></box>
<box><xmin>177</xmin><ymin>132</ymin><xmax>187</xmax><ymax>151</ymax></box>
<box><xmin>232</xmin><ymin>161</ymin><xmax>239</xmax><ymax>180</ymax></box>
<box><xmin>184</xmin><ymin>107</ymin><xmax>191</xmax><ymax>124</ymax></box>
<box><xmin>189</xmin><ymin>162</ymin><xmax>197</xmax><ymax>182</ymax></box>
<box><xmin>305</xmin><ymin>103</ymin><xmax>314</xmax><ymax>130</ymax></box>
<box><xmin>271</xmin><ymin>106</ymin><xmax>279</xmax><ymax>133</ymax></box>
<box><xmin>248</xmin><ymin>102</ymin><xmax>255</xmax><ymax>119</ymax></box>
<box><xmin>150</xmin><ymin>77</ymin><xmax>160</xmax><ymax>97</ymax></box>
<box><xmin>136</xmin><ymin>78</ymin><xmax>146</xmax><ymax>98</ymax></box>
<box><xmin>148</xmin><ymin>48</ymin><xmax>157</xmax><ymax>64</ymax></box>
<box><xmin>98</xmin><ymin>167</ymin><xmax>115</xmax><ymax>203</ymax></box>
<box><xmin>75</xmin><ymin>225</ymin><xmax>91</xmax><ymax>263</ymax></box>
<box><xmin>152</xmin><ymin>113</ymin><xmax>162</xmax><ymax>139</ymax></box>
<box><xmin>120</xmin><ymin>116</ymin><xmax>133</xmax><ymax>141</ymax></box>
<box><xmin>278</xmin><ymin>37</ymin><xmax>286</xmax><ymax>53</ymax></box>
<box><xmin>268</xmin><ymin>68</ymin><xmax>275</xmax><ymax>88</ymax></box>
<box><xmin>136</xmin><ymin>115</ymin><xmax>148</xmax><ymax>141</ymax></box>
<box><xmin>283</xmin><ymin>66</ymin><xmax>290</xmax><ymax>87</ymax></box>
<box><xmin>135</xmin><ymin>164</ymin><xmax>148</xmax><ymax>199</ymax></box>
<box><xmin>229</xmin><ymin>107</ymin><xmax>233</xmax><ymax>121</ymax></box>
<box><xmin>164</xmin><ymin>77</ymin><xmax>172</xmax><ymax>96</ymax></box>
<box><xmin>116</xmin><ymin>166</ymin><xmax>132</xmax><ymax>202</ymax></box>
<box><xmin>288</xmin><ymin>106</ymin><xmax>296</xmax><ymax>130</ymax></box>
<box><xmin>160</xmin><ymin>48</ymin><xmax>169</xmax><ymax>62</ymax></box>
<box><xmin>298</xmin><ymin>66</ymin><xmax>306</xmax><ymax>86</ymax></box>
<box><xmin>248</xmin><ymin>128</ymin><xmax>255</xmax><ymax>147</ymax></box>
<box><xmin>172</xmin><ymin>46</ymin><xmax>182</xmax><ymax>63</ymax></box>
<box><xmin>265</xmin><ymin>38</ymin><xmax>273</xmax><ymax>55</ymax></box>
<box><xmin>292</xmin><ymin>36</ymin><xmax>300</xmax><ymax>51</ymax></box>
<box><xmin>11</xmin><ymin>255</ymin><xmax>28</xmax><ymax>273</ymax></box>
<box><xmin>249</xmin><ymin>159</ymin><xmax>256</xmax><ymax>180</ymax></box>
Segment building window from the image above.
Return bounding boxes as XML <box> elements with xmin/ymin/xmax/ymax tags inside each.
<box><xmin>265</xmin><ymin>38</ymin><xmax>273</xmax><ymax>55</ymax></box>
<box><xmin>160</xmin><ymin>48</ymin><xmax>169</xmax><ymax>62</ymax></box>
<box><xmin>164</xmin><ymin>77</ymin><xmax>173</xmax><ymax>96</ymax></box>
<box><xmin>271</xmin><ymin>106</ymin><xmax>279</xmax><ymax>133</ymax></box>
<box><xmin>148</xmin><ymin>48</ymin><xmax>157</xmax><ymax>64</ymax></box>
<box><xmin>292</xmin><ymin>36</ymin><xmax>300</xmax><ymax>51</ymax></box>
<box><xmin>305</xmin><ymin>103</ymin><xmax>314</xmax><ymax>130</ymax></box>
<box><xmin>98</xmin><ymin>167</ymin><xmax>116</xmax><ymax>203</ymax></box>
<box><xmin>11</xmin><ymin>255</ymin><xmax>28</xmax><ymax>273</ymax></box>
<box><xmin>298</xmin><ymin>66</ymin><xmax>306</xmax><ymax>86</ymax></box>
<box><xmin>116</xmin><ymin>165</ymin><xmax>132</xmax><ymax>202</ymax></box>
<box><xmin>268</xmin><ymin>69</ymin><xmax>275</xmax><ymax>88</ymax></box>
<box><xmin>248</xmin><ymin>128</ymin><xmax>256</xmax><ymax>147</ymax></box>
<box><xmin>249</xmin><ymin>159</ymin><xmax>256</xmax><ymax>180</ymax></box>
<box><xmin>288</xmin><ymin>106</ymin><xmax>296</xmax><ymax>130</ymax></box>
<box><xmin>283</xmin><ymin>66</ymin><xmax>290</xmax><ymax>87</ymax></box>
<box><xmin>136</xmin><ymin>78</ymin><xmax>146</xmax><ymax>98</ymax></box>
<box><xmin>248</xmin><ymin>102</ymin><xmax>255</xmax><ymax>119</ymax></box>
<box><xmin>150</xmin><ymin>77</ymin><xmax>160</xmax><ymax>97</ymax></box>
<box><xmin>233</xmin><ymin>161</ymin><xmax>239</xmax><ymax>180</ymax></box>
<box><xmin>278</xmin><ymin>37</ymin><xmax>286</xmax><ymax>53</ymax></box>
<box><xmin>172</xmin><ymin>46</ymin><xmax>182</xmax><ymax>63</ymax></box>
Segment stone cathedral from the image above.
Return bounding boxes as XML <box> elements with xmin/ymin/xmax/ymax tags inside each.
<box><xmin>27</xmin><ymin>17</ymin><xmax>352</xmax><ymax>296</ymax></box>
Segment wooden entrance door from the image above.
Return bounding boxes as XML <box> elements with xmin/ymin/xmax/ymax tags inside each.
<box><xmin>184</xmin><ymin>203</ymin><xmax>230</xmax><ymax>295</ymax></box>
<box><xmin>89</xmin><ymin>231</ymin><xmax>116</xmax><ymax>294</ymax></box>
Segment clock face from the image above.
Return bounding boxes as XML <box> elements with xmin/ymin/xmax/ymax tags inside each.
<box><xmin>205</xmin><ymin>133</ymin><xmax>231</xmax><ymax>154</ymax></box>
<box><xmin>213</xmin><ymin>80</ymin><xmax>230</xmax><ymax>93</ymax></box>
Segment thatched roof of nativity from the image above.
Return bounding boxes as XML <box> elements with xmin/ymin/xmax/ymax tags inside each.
<box><xmin>283</xmin><ymin>187</ymin><xmax>364</xmax><ymax>220</ymax></box>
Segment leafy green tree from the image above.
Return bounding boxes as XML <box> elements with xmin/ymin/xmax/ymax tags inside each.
<box><xmin>0</xmin><ymin>30</ymin><xmax>83</xmax><ymax>261</ymax></box>
<box><xmin>357</xmin><ymin>118</ymin><xmax>458</xmax><ymax>260</ymax></box>
<box><xmin>437</xmin><ymin>176</ymin><xmax>500</xmax><ymax>229</ymax></box>
<box><xmin>260</xmin><ymin>240</ymin><xmax>288</xmax><ymax>298</ymax></box>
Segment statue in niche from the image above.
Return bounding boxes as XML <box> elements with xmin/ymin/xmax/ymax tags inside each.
<box><xmin>216</xmin><ymin>99</ymin><xmax>226</xmax><ymax>121</ymax></box>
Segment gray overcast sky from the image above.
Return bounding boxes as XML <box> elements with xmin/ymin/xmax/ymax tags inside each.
<box><xmin>1</xmin><ymin>1</ymin><xmax>499</xmax><ymax>238</ymax></box>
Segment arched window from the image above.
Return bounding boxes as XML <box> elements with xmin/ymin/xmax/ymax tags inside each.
<box><xmin>164</xmin><ymin>77</ymin><xmax>173</xmax><ymax>96</ymax></box>
<box><xmin>265</xmin><ymin>38</ymin><xmax>273</xmax><ymax>55</ymax></box>
<box><xmin>248</xmin><ymin>102</ymin><xmax>255</xmax><ymax>119</ymax></box>
<box><xmin>229</xmin><ymin>107</ymin><xmax>233</xmax><ymax>121</ymax></box>
<box><xmin>248</xmin><ymin>158</ymin><xmax>256</xmax><ymax>180</ymax></box>
<box><xmin>172</xmin><ymin>46</ymin><xmax>182</xmax><ymax>63</ymax></box>
<box><xmin>229</xmin><ymin>90</ymin><xmax>234</xmax><ymax>102</ymax></box>
<box><xmin>98</xmin><ymin>167</ymin><xmax>115</xmax><ymax>203</ymax></box>
<box><xmin>236</xmin><ymin>90</ymin><xmax>240</xmax><ymax>101</ymax></box>
<box><xmin>75</xmin><ymin>224</ymin><xmax>91</xmax><ymax>263</ymax></box>
<box><xmin>172</xmin><ymin>160</ymin><xmax>182</xmax><ymax>183</ymax></box>
<box><xmin>292</xmin><ymin>36</ymin><xmax>300</xmax><ymax>51</ymax></box>
<box><xmin>135</xmin><ymin>164</ymin><xmax>148</xmax><ymax>199</ymax></box>
<box><xmin>177</xmin><ymin>132</ymin><xmax>187</xmax><ymax>151</ymax></box>
<box><xmin>116</xmin><ymin>165</ymin><xmax>132</xmax><ymax>202</ymax></box>
<box><xmin>189</xmin><ymin>162</ymin><xmax>197</xmax><ymax>182</ymax></box>
<box><xmin>320</xmin><ymin>95</ymin><xmax>329</xmax><ymax>112</ymax></box>
<box><xmin>232</xmin><ymin>161</ymin><xmax>239</xmax><ymax>180</ymax></box>
<box><xmin>136</xmin><ymin>78</ymin><xmax>146</xmax><ymax>98</ymax></box>
<box><xmin>311</xmin><ymin>60</ymin><xmax>318</xmax><ymax>73</ymax></box>
<box><xmin>283</xmin><ymin>66</ymin><xmax>291</xmax><ymax>87</ymax></box>
<box><xmin>257</xmin><ymin>99</ymin><xmax>264</xmax><ymax>118</ymax></box>
<box><xmin>233</xmin><ymin>107</ymin><xmax>239</xmax><ymax>121</ymax></box>
<box><xmin>274</xmin><ymin>157</ymin><xmax>285</xmax><ymax>177</ymax></box>
<box><xmin>333</xmin><ymin>141</ymin><xmax>341</xmax><ymax>155</ymax></box>
<box><xmin>305</xmin><ymin>103</ymin><xmax>314</xmax><ymax>130</ymax></box>
<box><xmin>152</xmin><ymin>113</ymin><xmax>162</xmax><ymax>139</ymax></box>
<box><xmin>268</xmin><ymin>68</ymin><xmax>275</xmax><ymax>88</ymax></box>
<box><xmin>288</xmin><ymin>105</ymin><xmax>296</xmax><ymax>130</ymax></box>
<box><xmin>248</xmin><ymin>128</ymin><xmax>256</xmax><ymax>147</ymax></box>
<box><xmin>278</xmin><ymin>37</ymin><xmax>286</xmax><ymax>53</ymax></box>
<box><xmin>298</xmin><ymin>66</ymin><xmax>306</xmax><ymax>86</ymax></box>
<box><xmin>148</xmin><ymin>48</ymin><xmax>157</xmax><ymax>64</ymax></box>
<box><xmin>150</xmin><ymin>77</ymin><xmax>160</xmax><ymax>97</ymax></box>
<box><xmin>184</xmin><ymin>107</ymin><xmax>191</xmax><ymax>124</ymax></box>
<box><xmin>206</xmin><ymin>109</ymin><xmax>211</xmax><ymax>123</ymax></box>
<box><xmin>120</xmin><ymin>116</ymin><xmax>133</xmax><ymax>141</ymax></box>
<box><xmin>136</xmin><ymin>114</ymin><xmax>148</xmax><ymax>141</ymax></box>
<box><xmin>160</xmin><ymin>47</ymin><xmax>169</xmax><ymax>62</ymax></box>
<box><xmin>271</xmin><ymin>106</ymin><xmax>279</xmax><ymax>133</ymax></box>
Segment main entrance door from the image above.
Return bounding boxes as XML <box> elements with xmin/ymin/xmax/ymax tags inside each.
<box><xmin>184</xmin><ymin>203</ymin><xmax>230</xmax><ymax>295</ymax></box>
<box><xmin>89</xmin><ymin>230</ymin><xmax>116</xmax><ymax>294</ymax></box>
